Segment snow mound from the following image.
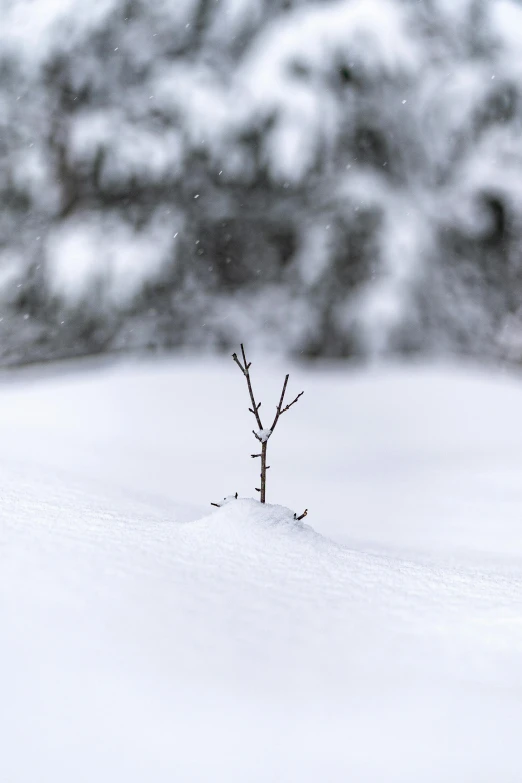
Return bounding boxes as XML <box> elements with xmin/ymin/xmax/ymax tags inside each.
<box><xmin>2</xmin><ymin>358</ymin><xmax>522</xmax><ymax>781</ymax></box>
<box><xmin>207</xmin><ymin>497</ymin><xmax>306</xmax><ymax>528</ymax></box>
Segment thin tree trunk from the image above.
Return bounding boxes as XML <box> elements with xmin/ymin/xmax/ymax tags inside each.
<box><xmin>261</xmin><ymin>441</ymin><xmax>267</xmax><ymax>503</ymax></box>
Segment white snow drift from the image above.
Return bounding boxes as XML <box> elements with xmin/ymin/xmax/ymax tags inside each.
<box><xmin>1</xmin><ymin>357</ymin><xmax>522</xmax><ymax>782</ymax></box>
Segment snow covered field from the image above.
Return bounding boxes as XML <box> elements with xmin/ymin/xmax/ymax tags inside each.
<box><xmin>2</xmin><ymin>356</ymin><xmax>522</xmax><ymax>781</ymax></box>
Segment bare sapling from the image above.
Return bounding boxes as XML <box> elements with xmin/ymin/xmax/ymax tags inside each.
<box><xmin>232</xmin><ymin>344</ymin><xmax>304</xmax><ymax>507</ymax></box>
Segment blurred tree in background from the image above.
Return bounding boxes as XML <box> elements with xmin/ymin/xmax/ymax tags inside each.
<box><xmin>2</xmin><ymin>0</ymin><xmax>522</xmax><ymax>364</ymax></box>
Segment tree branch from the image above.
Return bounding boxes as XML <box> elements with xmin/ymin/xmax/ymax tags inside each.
<box><xmin>270</xmin><ymin>374</ymin><xmax>288</xmax><ymax>431</ymax></box>
<box><xmin>232</xmin><ymin>352</ymin><xmax>246</xmax><ymax>375</ymax></box>
<box><xmin>232</xmin><ymin>344</ymin><xmax>263</xmax><ymax>430</ymax></box>
<box><xmin>270</xmin><ymin>375</ymin><xmax>303</xmax><ymax>431</ymax></box>
<box><xmin>281</xmin><ymin>390</ymin><xmax>304</xmax><ymax>415</ymax></box>
<box><xmin>211</xmin><ymin>492</ymin><xmax>238</xmax><ymax>508</ymax></box>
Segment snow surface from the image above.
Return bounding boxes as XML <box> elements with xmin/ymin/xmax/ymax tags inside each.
<box><xmin>2</xmin><ymin>356</ymin><xmax>522</xmax><ymax>781</ymax></box>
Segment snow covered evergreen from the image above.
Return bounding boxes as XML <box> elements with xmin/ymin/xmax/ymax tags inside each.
<box><xmin>1</xmin><ymin>0</ymin><xmax>522</xmax><ymax>362</ymax></box>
